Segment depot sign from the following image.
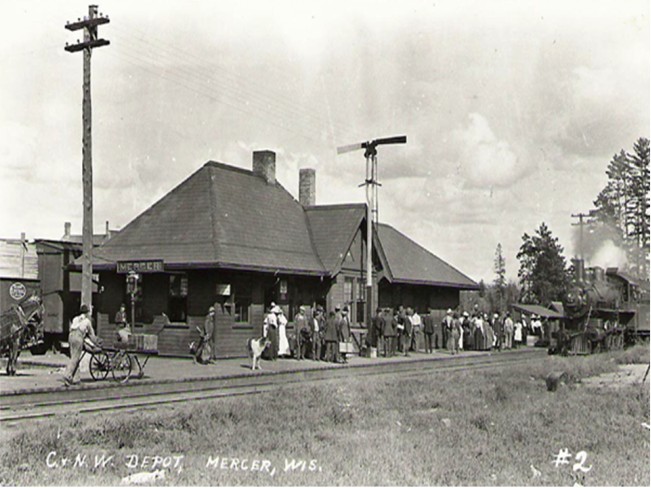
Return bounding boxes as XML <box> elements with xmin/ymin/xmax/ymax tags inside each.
<box><xmin>117</xmin><ymin>260</ymin><xmax>164</xmax><ymax>274</ymax></box>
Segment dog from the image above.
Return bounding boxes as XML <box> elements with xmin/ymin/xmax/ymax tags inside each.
<box><xmin>247</xmin><ymin>336</ymin><xmax>271</xmax><ymax>370</ymax></box>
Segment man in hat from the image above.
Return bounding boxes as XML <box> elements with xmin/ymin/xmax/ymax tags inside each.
<box><xmin>441</xmin><ymin>309</ymin><xmax>454</xmax><ymax>351</ymax></box>
<box><xmin>324</xmin><ymin>309</ymin><xmax>340</xmax><ymax>362</ymax></box>
<box><xmin>382</xmin><ymin>307</ymin><xmax>396</xmax><ymax>357</ymax></box>
<box><xmin>492</xmin><ymin>312</ymin><xmax>503</xmax><ymax>351</ymax></box>
<box><xmin>114</xmin><ymin>303</ymin><xmax>130</xmax><ymax>343</ymax></box>
<box><xmin>294</xmin><ymin>306</ymin><xmax>308</xmax><ymax>360</ymax></box>
<box><xmin>195</xmin><ymin>306</ymin><xmax>215</xmax><ymax>364</ymax></box>
<box><xmin>503</xmin><ymin>311</ymin><xmax>514</xmax><ymax>349</ymax></box>
<box><xmin>409</xmin><ymin>308</ymin><xmax>421</xmax><ymax>352</ymax></box>
<box><xmin>370</xmin><ymin>307</ymin><xmax>384</xmax><ymax>352</ymax></box>
<box><xmin>532</xmin><ymin>314</ymin><xmax>542</xmax><ymax>338</ymax></box>
<box><xmin>63</xmin><ymin>304</ymin><xmax>100</xmax><ymax>385</ymax></box>
<box><xmin>401</xmin><ymin>308</ymin><xmax>413</xmax><ymax>357</ymax></box>
<box><xmin>422</xmin><ymin>307</ymin><xmax>435</xmax><ymax>353</ymax></box>
<box><xmin>311</xmin><ymin>306</ymin><xmax>325</xmax><ymax>360</ymax></box>
<box><xmin>339</xmin><ymin>305</ymin><xmax>352</xmax><ymax>363</ymax></box>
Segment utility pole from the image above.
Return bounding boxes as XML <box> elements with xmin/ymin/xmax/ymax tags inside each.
<box><xmin>571</xmin><ymin>211</ymin><xmax>594</xmax><ymax>262</ymax></box>
<box><xmin>64</xmin><ymin>5</ymin><xmax>110</xmax><ymax>311</ymax></box>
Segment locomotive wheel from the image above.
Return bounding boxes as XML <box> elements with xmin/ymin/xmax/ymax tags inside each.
<box><xmin>111</xmin><ymin>351</ymin><xmax>132</xmax><ymax>383</ymax></box>
<box><xmin>89</xmin><ymin>352</ymin><xmax>110</xmax><ymax>381</ymax></box>
<box><xmin>615</xmin><ymin>334</ymin><xmax>624</xmax><ymax>350</ymax></box>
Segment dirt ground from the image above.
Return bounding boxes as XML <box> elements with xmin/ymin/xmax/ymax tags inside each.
<box><xmin>581</xmin><ymin>363</ymin><xmax>650</xmax><ymax>388</ymax></box>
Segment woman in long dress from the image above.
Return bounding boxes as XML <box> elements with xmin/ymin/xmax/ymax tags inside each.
<box><xmin>277</xmin><ymin>309</ymin><xmax>291</xmax><ymax>357</ymax></box>
<box><xmin>514</xmin><ymin>320</ymin><xmax>523</xmax><ymax>348</ymax></box>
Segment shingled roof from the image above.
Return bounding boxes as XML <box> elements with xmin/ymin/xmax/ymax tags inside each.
<box><xmin>304</xmin><ymin>204</ymin><xmax>366</xmax><ymax>273</ymax></box>
<box><xmin>377</xmin><ymin>223</ymin><xmax>478</xmax><ymax>289</ymax></box>
<box><xmin>93</xmin><ymin>162</ymin><xmax>326</xmax><ymax>275</ymax></box>
<box><xmin>89</xmin><ymin>159</ymin><xmax>477</xmax><ymax>288</ymax></box>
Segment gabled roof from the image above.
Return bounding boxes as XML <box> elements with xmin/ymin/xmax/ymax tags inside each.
<box><xmin>35</xmin><ymin>239</ymin><xmax>83</xmax><ymax>253</ymax></box>
<box><xmin>304</xmin><ymin>204</ymin><xmax>366</xmax><ymax>273</ymax></box>
<box><xmin>92</xmin><ymin>162</ymin><xmax>326</xmax><ymax>275</ymax></box>
<box><xmin>86</xmin><ymin>159</ymin><xmax>477</xmax><ymax>288</ymax></box>
<box><xmin>376</xmin><ymin>223</ymin><xmax>479</xmax><ymax>289</ymax></box>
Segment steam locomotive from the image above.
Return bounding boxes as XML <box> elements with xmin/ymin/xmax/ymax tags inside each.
<box><xmin>558</xmin><ymin>258</ymin><xmax>649</xmax><ymax>355</ymax></box>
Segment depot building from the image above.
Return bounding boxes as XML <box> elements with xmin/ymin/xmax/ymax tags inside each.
<box><xmin>84</xmin><ymin>151</ymin><xmax>478</xmax><ymax>357</ymax></box>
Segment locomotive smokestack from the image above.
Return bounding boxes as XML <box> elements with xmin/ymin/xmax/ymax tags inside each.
<box><xmin>572</xmin><ymin>258</ymin><xmax>585</xmax><ymax>283</ymax></box>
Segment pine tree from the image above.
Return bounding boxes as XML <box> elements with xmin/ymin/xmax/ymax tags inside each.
<box><xmin>493</xmin><ymin>243</ymin><xmax>506</xmax><ymax>310</ymax></box>
<box><xmin>592</xmin><ymin>138</ymin><xmax>650</xmax><ymax>279</ymax></box>
<box><xmin>625</xmin><ymin>138</ymin><xmax>650</xmax><ymax>277</ymax></box>
<box><xmin>517</xmin><ymin>223</ymin><xmax>570</xmax><ymax>305</ymax></box>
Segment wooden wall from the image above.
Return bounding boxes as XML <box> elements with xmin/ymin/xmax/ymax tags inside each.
<box><xmin>97</xmin><ymin>268</ymin><xmax>328</xmax><ymax>358</ymax></box>
<box><xmin>378</xmin><ymin>282</ymin><xmax>460</xmax><ymax>316</ymax></box>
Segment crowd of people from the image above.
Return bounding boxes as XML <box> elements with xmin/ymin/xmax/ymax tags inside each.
<box><xmin>61</xmin><ymin>300</ymin><xmax>545</xmax><ymax>382</ymax></box>
<box><xmin>211</xmin><ymin>302</ymin><xmax>545</xmax><ymax>364</ymax></box>
<box><xmin>366</xmin><ymin>305</ymin><xmax>540</xmax><ymax>357</ymax></box>
<box><xmin>260</xmin><ymin>302</ymin><xmax>353</xmax><ymax>363</ymax></box>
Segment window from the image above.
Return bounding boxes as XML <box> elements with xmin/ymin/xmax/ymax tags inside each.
<box><xmin>168</xmin><ymin>273</ymin><xmax>188</xmax><ymax>322</ymax></box>
<box><xmin>344</xmin><ymin>277</ymin><xmax>354</xmax><ymax>304</ymax></box>
<box><xmin>356</xmin><ymin>280</ymin><xmax>366</xmax><ymax>324</ymax></box>
<box><xmin>234</xmin><ymin>289</ymin><xmax>251</xmax><ymax>323</ymax></box>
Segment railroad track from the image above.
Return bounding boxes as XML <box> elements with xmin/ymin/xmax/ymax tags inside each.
<box><xmin>0</xmin><ymin>349</ymin><xmax>547</xmax><ymax>424</ymax></box>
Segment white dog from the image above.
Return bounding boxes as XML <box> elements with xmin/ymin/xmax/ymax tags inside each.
<box><xmin>247</xmin><ymin>336</ymin><xmax>271</xmax><ymax>370</ymax></box>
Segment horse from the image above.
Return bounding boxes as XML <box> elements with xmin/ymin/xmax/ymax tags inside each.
<box><xmin>1</xmin><ymin>295</ymin><xmax>43</xmax><ymax>376</ymax></box>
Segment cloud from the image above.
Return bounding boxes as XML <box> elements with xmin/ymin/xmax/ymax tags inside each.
<box><xmin>454</xmin><ymin>113</ymin><xmax>534</xmax><ymax>189</ymax></box>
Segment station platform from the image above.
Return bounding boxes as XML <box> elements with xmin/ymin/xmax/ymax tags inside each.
<box><xmin>0</xmin><ymin>347</ymin><xmax>536</xmax><ymax>397</ymax></box>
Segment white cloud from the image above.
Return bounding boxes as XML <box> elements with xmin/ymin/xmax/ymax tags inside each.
<box><xmin>454</xmin><ymin>113</ymin><xmax>533</xmax><ymax>189</ymax></box>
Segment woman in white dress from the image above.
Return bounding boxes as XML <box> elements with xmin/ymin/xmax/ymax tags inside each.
<box><xmin>514</xmin><ymin>320</ymin><xmax>523</xmax><ymax>347</ymax></box>
<box><xmin>277</xmin><ymin>309</ymin><xmax>291</xmax><ymax>357</ymax></box>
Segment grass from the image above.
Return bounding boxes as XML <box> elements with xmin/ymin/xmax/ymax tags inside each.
<box><xmin>0</xmin><ymin>345</ymin><xmax>649</xmax><ymax>486</ymax></box>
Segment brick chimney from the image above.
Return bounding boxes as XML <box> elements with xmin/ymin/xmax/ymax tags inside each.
<box><xmin>64</xmin><ymin>222</ymin><xmax>71</xmax><ymax>239</ymax></box>
<box><xmin>252</xmin><ymin>150</ymin><xmax>276</xmax><ymax>185</ymax></box>
<box><xmin>299</xmin><ymin>168</ymin><xmax>316</xmax><ymax>206</ymax></box>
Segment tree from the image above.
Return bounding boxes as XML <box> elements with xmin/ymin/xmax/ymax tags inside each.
<box><xmin>493</xmin><ymin>243</ymin><xmax>506</xmax><ymax>310</ymax></box>
<box><xmin>625</xmin><ymin>138</ymin><xmax>650</xmax><ymax>278</ymax></box>
<box><xmin>517</xmin><ymin>222</ymin><xmax>570</xmax><ymax>305</ymax></box>
<box><xmin>592</xmin><ymin>138</ymin><xmax>650</xmax><ymax>279</ymax></box>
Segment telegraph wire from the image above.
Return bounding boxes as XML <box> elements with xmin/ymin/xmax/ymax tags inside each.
<box><xmin>103</xmin><ymin>49</ymin><xmax>332</xmax><ymax>147</ymax></box>
<box><xmin>105</xmin><ymin>48</ymin><xmax>325</xmax><ymax>144</ymax></box>
<box><xmin>109</xmin><ymin>24</ymin><xmax>353</xmax><ymax>138</ymax></box>
<box><xmin>106</xmin><ymin>42</ymin><xmax>343</xmax><ymax>145</ymax></box>
<box><xmin>112</xmin><ymin>22</ymin><xmax>341</xmax><ymax>124</ymax></box>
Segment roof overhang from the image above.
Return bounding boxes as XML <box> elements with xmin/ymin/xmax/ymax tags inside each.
<box><xmin>70</xmin><ymin>260</ymin><xmax>328</xmax><ymax>277</ymax></box>
<box><xmin>386</xmin><ymin>277</ymin><xmax>480</xmax><ymax>290</ymax></box>
<box><xmin>511</xmin><ymin>303</ymin><xmax>565</xmax><ymax>319</ymax></box>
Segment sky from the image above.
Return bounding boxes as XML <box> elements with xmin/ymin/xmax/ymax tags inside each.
<box><xmin>0</xmin><ymin>0</ymin><xmax>649</xmax><ymax>283</ymax></box>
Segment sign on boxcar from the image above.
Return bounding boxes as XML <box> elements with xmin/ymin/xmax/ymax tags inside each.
<box><xmin>9</xmin><ymin>282</ymin><xmax>26</xmax><ymax>301</ymax></box>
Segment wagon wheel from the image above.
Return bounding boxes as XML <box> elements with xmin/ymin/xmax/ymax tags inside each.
<box><xmin>89</xmin><ymin>352</ymin><xmax>110</xmax><ymax>381</ymax></box>
<box><xmin>133</xmin><ymin>356</ymin><xmax>145</xmax><ymax>379</ymax></box>
<box><xmin>111</xmin><ymin>351</ymin><xmax>133</xmax><ymax>383</ymax></box>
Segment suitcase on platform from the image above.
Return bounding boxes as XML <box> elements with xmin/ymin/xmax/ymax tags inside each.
<box><xmin>339</xmin><ymin>341</ymin><xmax>355</xmax><ymax>354</ymax></box>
